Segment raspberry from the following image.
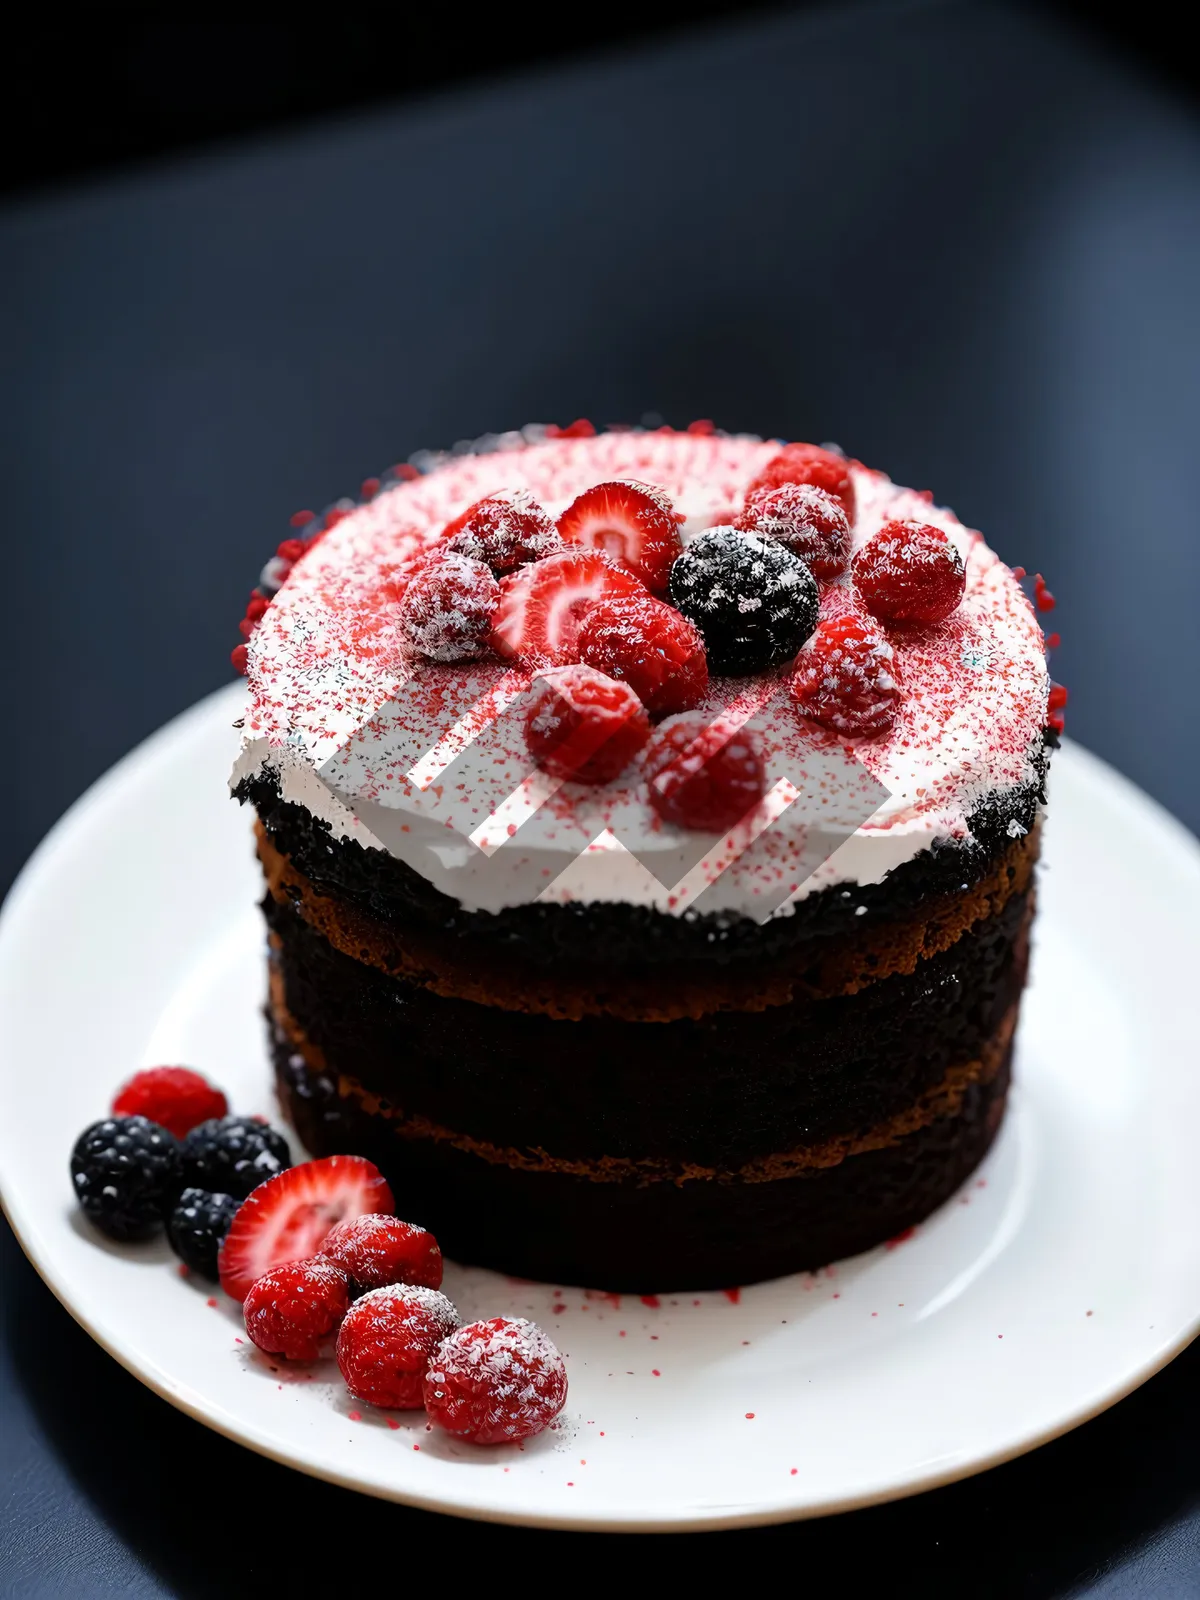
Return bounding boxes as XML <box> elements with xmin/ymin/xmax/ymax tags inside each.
<box><xmin>745</xmin><ymin>443</ymin><xmax>856</xmax><ymax>522</ymax></box>
<box><xmin>320</xmin><ymin>1214</ymin><xmax>443</xmax><ymax>1292</ymax></box>
<box><xmin>397</xmin><ymin>552</ymin><xmax>499</xmax><ymax>662</ymax></box>
<box><xmin>667</xmin><ymin>528</ymin><xmax>818</xmax><ymax>675</ymax></box>
<box><xmin>576</xmin><ymin>594</ymin><xmax>708</xmax><ymax>715</ymax></box>
<box><xmin>737</xmin><ymin>483</ymin><xmax>849</xmax><ymax>581</ymax></box>
<box><xmin>853</xmin><ymin>520</ymin><xmax>965</xmax><ymax>625</ymax></box>
<box><xmin>525</xmin><ymin>664</ymin><xmax>651</xmax><ymax>784</ymax></box>
<box><xmin>111</xmin><ymin>1066</ymin><xmax>229</xmax><ymax>1140</ymax></box>
<box><xmin>337</xmin><ymin>1285</ymin><xmax>461</xmax><ymax>1409</ymax></box>
<box><xmin>423</xmin><ymin>1317</ymin><xmax>567</xmax><ymax>1446</ymax></box>
<box><xmin>644</xmin><ymin>714</ymin><xmax>766</xmax><ymax>832</ymax></box>
<box><xmin>790</xmin><ymin>614</ymin><xmax>902</xmax><ymax>738</ymax></box>
<box><xmin>243</xmin><ymin>1258</ymin><xmax>351</xmax><ymax>1362</ymax></box>
<box><xmin>443</xmin><ymin>490</ymin><xmax>562</xmax><ymax>574</ymax></box>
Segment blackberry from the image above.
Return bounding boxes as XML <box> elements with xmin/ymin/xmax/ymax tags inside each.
<box><xmin>181</xmin><ymin>1115</ymin><xmax>291</xmax><ymax>1199</ymax></box>
<box><xmin>667</xmin><ymin>528</ymin><xmax>818</xmax><ymax>675</ymax></box>
<box><xmin>71</xmin><ymin>1116</ymin><xmax>182</xmax><ymax>1241</ymax></box>
<box><xmin>167</xmin><ymin>1187</ymin><xmax>240</xmax><ymax>1279</ymax></box>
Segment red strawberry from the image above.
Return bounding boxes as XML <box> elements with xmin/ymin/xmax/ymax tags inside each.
<box><xmin>745</xmin><ymin>444</ymin><xmax>856</xmax><ymax>523</ymax></box>
<box><xmin>218</xmin><ymin>1155</ymin><xmax>394</xmax><ymax>1303</ymax></box>
<box><xmin>524</xmin><ymin>665</ymin><xmax>651</xmax><ymax>784</ymax></box>
<box><xmin>111</xmin><ymin>1066</ymin><xmax>228</xmax><ymax>1140</ymax></box>
<box><xmin>489</xmin><ymin>550</ymin><xmax>644</xmax><ymax>666</ymax></box>
<box><xmin>557</xmin><ymin>480</ymin><xmax>683</xmax><ymax>591</ymax></box>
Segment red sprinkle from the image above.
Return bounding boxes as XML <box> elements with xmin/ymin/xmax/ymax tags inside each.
<box><xmin>289</xmin><ymin>509</ymin><xmax>315</xmax><ymax>527</ymax></box>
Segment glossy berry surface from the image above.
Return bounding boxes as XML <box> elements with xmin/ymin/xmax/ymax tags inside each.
<box><xmin>790</xmin><ymin>614</ymin><xmax>902</xmax><ymax>737</ymax></box>
<box><xmin>557</xmin><ymin>480</ymin><xmax>683</xmax><ymax>591</ymax></box>
<box><xmin>667</xmin><ymin>528</ymin><xmax>818</xmax><ymax>675</ymax></box>
<box><xmin>853</xmin><ymin>520</ymin><xmax>966</xmax><ymax>625</ymax></box>
<box><xmin>336</xmin><ymin>1285</ymin><xmax>460</xmax><ymax>1409</ymax></box>
<box><xmin>744</xmin><ymin>442</ymin><xmax>856</xmax><ymax>522</ymax></box>
<box><xmin>70</xmin><ymin>1116</ymin><xmax>181</xmax><ymax>1242</ymax></box>
<box><xmin>524</xmin><ymin>664</ymin><xmax>650</xmax><ymax>784</ymax></box>
<box><xmin>243</xmin><ymin>1257</ymin><xmax>351</xmax><ymax>1361</ymax></box>
<box><xmin>737</xmin><ymin>482</ymin><xmax>850</xmax><ymax>582</ymax></box>
<box><xmin>423</xmin><ymin>1316</ymin><xmax>567</xmax><ymax>1445</ymax></box>
<box><xmin>576</xmin><ymin>594</ymin><xmax>708</xmax><ymax>715</ymax></box>
<box><xmin>320</xmin><ymin>1213</ymin><xmax>443</xmax><ymax>1292</ymax></box>
<box><xmin>644</xmin><ymin>715</ymin><xmax>766</xmax><ymax>833</ymax></box>
<box><xmin>181</xmin><ymin>1115</ymin><xmax>291</xmax><ymax>1200</ymax></box>
<box><xmin>442</xmin><ymin>489</ymin><xmax>562</xmax><ymax>573</ymax></box>
<box><xmin>490</xmin><ymin>549</ymin><xmax>644</xmax><ymax>666</ymax></box>
<box><xmin>111</xmin><ymin>1066</ymin><xmax>228</xmax><ymax>1140</ymax></box>
<box><xmin>167</xmin><ymin>1187</ymin><xmax>240</xmax><ymax>1279</ymax></box>
<box><xmin>397</xmin><ymin>552</ymin><xmax>499</xmax><ymax>661</ymax></box>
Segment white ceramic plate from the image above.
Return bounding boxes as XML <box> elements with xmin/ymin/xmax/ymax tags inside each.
<box><xmin>1</xmin><ymin>685</ymin><xmax>1198</xmax><ymax>1531</ymax></box>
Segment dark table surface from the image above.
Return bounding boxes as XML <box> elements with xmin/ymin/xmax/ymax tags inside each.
<box><xmin>2</xmin><ymin>1</ymin><xmax>1198</xmax><ymax>1591</ymax></box>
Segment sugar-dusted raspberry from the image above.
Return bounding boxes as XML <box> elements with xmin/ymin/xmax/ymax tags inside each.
<box><xmin>737</xmin><ymin>483</ymin><xmax>850</xmax><ymax>581</ymax></box>
<box><xmin>744</xmin><ymin>443</ymin><xmax>856</xmax><ymax>522</ymax></box>
<box><xmin>667</xmin><ymin>528</ymin><xmax>818</xmax><ymax>675</ymax></box>
<box><xmin>243</xmin><ymin>1257</ymin><xmax>351</xmax><ymax>1362</ymax></box>
<box><xmin>397</xmin><ymin>552</ymin><xmax>499</xmax><ymax>661</ymax></box>
<box><xmin>337</xmin><ymin>1285</ymin><xmax>461</xmax><ymax>1410</ymax></box>
<box><xmin>644</xmin><ymin>714</ymin><xmax>766</xmax><ymax>832</ymax></box>
<box><xmin>853</xmin><ymin>520</ymin><xmax>965</xmax><ymax>625</ymax></box>
<box><xmin>576</xmin><ymin>594</ymin><xmax>708</xmax><ymax>715</ymax></box>
<box><xmin>790</xmin><ymin>614</ymin><xmax>902</xmax><ymax>737</ymax></box>
<box><xmin>525</xmin><ymin>664</ymin><xmax>651</xmax><ymax>784</ymax></box>
<box><xmin>112</xmin><ymin>1066</ymin><xmax>228</xmax><ymax>1140</ymax></box>
<box><xmin>320</xmin><ymin>1213</ymin><xmax>443</xmax><ymax>1292</ymax></box>
<box><xmin>423</xmin><ymin>1317</ymin><xmax>567</xmax><ymax>1445</ymax></box>
<box><xmin>443</xmin><ymin>489</ymin><xmax>562</xmax><ymax>574</ymax></box>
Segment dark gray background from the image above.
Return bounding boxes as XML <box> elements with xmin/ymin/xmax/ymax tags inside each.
<box><xmin>2</xmin><ymin>1</ymin><xmax>1198</xmax><ymax>1592</ymax></box>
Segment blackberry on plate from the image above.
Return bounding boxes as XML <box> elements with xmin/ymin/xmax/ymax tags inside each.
<box><xmin>181</xmin><ymin>1115</ymin><xmax>291</xmax><ymax>1199</ymax></box>
<box><xmin>70</xmin><ymin>1116</ymin><xmax>182</xmax><ymax>1241</ymax></box>
<box><xmin>167</xmin><ymin>1187</ymin><xmax>241</xmax><ymax>1279</ymax></box>
<box><xmin>667</xmin><ymin>527</ymin><xmax>818</xmax><ymax>675</ymax></box>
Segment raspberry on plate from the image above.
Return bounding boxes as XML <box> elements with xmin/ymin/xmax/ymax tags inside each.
<box><xmin>576</xmin><ymin>594</ymin><xmax>708</xmax><ymax>715</ymax></box>
<box><xmin>181</xmin><ymin>1115</ymin><xmax>291</xmax><ymax>1199</ymax></box>
<box><xmin>744</xmin><ymin>442</ymin><xmax>856</xmax><ymax>522</ymax></box>
<box><xmin>556</xmin><ymin>480</ymin><xmax>684</xmax><ymax>592</ymax></box>
<box><xmin>525</xmin><ymin>665</ymin><xmax>650</xmax><ymax>785</ymax></box>
<box><xmin>337</xmin><ymin>1284</ymin><xmax>461</xmax><ymax>1409</ymax></box>
<box><xmin>737</xmin><ymin>482</ymin><xmax>850</xmax><ymax>582</ymax></box>
<box><xmin>243</xmin><ymin>1257</ymin><xmax>351</xmax><ymax>1361</ymax></box>
<box><xmin>790</xmin><ymin>614</ymin><xmax>902</xmax><ymax>738</ymax></box>
<box><xmin>111</xmin><ymin>1066</ymin><xmax>228</xmax><ymax>1140</ymax></box>
<box><xmin>397</xmin><ymin>551</ymin><xmax>499</xmax><ymax>662</ymax></box>
<box><xmin>490</xmin><ymin>549</ymin><xmax>645</xmax><ymax>666</ymax></box>
<box><xmin>320</xmin><ymin>1213</ymin><xmax>443</xmax><ymax>1292</ymax></box>
<box><xmin>423</xmin><ymin>1316</ymin><xmax>567</xmax><ymax>1445</ymax></box>
<box><xmin>442</xmin><ymin>489</ymin><xmax>562</xmax><ymax>573</ymax></box>
<box><xmin>167</xmin><ymin>1187</ymin><xmax>240</xmax><ymax>1279</ymax></box>
<box><xmin>668</xmin><ymin>527</ymin><xmax>818</xmax><ymax>675</ymax></box>
<box><xmin>853</xmin><ymin>520</ymin><xmax>966</xmax><ymax>625</ymax></box>
<box><xmin>218</xmin><ymin>1153</ymin><xmax>395</xmax><ymax>1303</ymax></box>
<box><xmin>644</xmin><ymin>714</ymin><xmax>766</xmax><ymax>833</ymax></box>
<box><xmin>70</xmin><ymin>1116</ymin><xmax>182</xmax><ymax>1242</ymax></box>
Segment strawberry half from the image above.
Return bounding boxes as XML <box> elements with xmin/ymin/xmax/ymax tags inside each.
<box><xmin>218</xmin><ymin>1154</ymin><xmax>394</xmax><ymax>1303</ymax></box>
<box><xmin>556</xmin><ymin>480</ymin><xmax>683</xmax><ymax>591</ymax></box>
<box><xmin>489</xmin><ymin>549</ymin><xmax>644</xmax><ymax>666</ymax></box>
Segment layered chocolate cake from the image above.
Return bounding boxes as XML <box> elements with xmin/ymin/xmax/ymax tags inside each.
<box><xmin>232</xmin><ymin>424</ymin><xmax>1053</xmax><ymax>1291</ymax></box>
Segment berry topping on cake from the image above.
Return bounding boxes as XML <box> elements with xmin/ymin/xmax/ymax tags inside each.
<box><xmin>490</xmin><ymin>549</ymin><xmax>644</xmax><ymax>666</ymax></box>
<box><xmin>576</xmin><ymin>594</ymin><xmax>708</xmax><ymax>715</ymax></box>
<box><xmin>667</xmin><ymin>527</ymin><xmax>818</xmax><ymax>675</ymax></box>
<box><xmin>396</xmin><ymin>552</ymin><xmax>499</xmax><ymax>662</ymax></box>
<box><xmin>111</xmin><ymin>1066</ymin><xmax>229</xmax><ymax>1140</ymax></box>
<box><xmin>181</xmin><ymin>1115</ymin><xmax>292</xmax><ymax>1199</ymax></box>
<box><xmin>745</xmin><ymin>442</ymin><xmax>856</xmax><ymax>522</ymax></box>
<box><xmin>217</xmin><ymin>1154</ymin><xmax>394</xmax><ymax>1303</ymax></box>
<box><xmin>644</xmin><ymin>714</ymin><xmax>767</xmax><ymax>832</ymax></box>
<box><xmin>442</xmin><ymin>489</ymin><xmax>562</xmax><ymax>574</ymax></box>
<box><xmin>525</xmin><ymin>665</ymin><xmax>651</xmax><ymax>784</ymax></box>
<box><xmin>423</xmin><ymin>1316</ymin><xmax>567</xmax><ymax>1445</ymax></box>
<box><xmin>70</xmin><ymin>1116</ymin><xmax>182</xmax><ymax>1242</ymax></box>
<box><xmin>557</xmin><ymin>480</ymin><xmax>684</xmax><ymax>592</ymax></box>
<box><xmin>853</xmin><ymin>520</ymin><xmax>966</xmax><ymax>625</ymax></box>
<box><xmin>337</xmin><ymin>1285</ymin><xmax>461</xmax><ymax>1409</ymax></box>
<box><xmin>167</xmin><ymin>1187</ymin><xmax>240</xmax><ymax>1280</ymax></box>
<box><xmin>790</xmin><ymin>614</ymin><xmax>902</xmax><ymax>738</ymax></box>
<box><xmin>737</xmin><ymin>483</ymin><xmax>850</xmax><ymax>582</ymax></box>
<box><xmin>320</xmin><ymin>1214</ymin><xmax>443</xmax><ymax>1292</ymax></box>
<box><xmin>243</xmin><ymin>1257</ymin><xmax>351</xmax><ymax>1361</ymax></box>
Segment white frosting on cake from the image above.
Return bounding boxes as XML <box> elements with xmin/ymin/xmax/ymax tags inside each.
<box><xmin>235</xmin><ymin>431</ymin><xmax>1049</xmax><ymax>920</ymax></box>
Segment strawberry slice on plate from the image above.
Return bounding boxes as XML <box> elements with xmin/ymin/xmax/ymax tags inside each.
<box><xmin>489</xmin><ymin>549</ymin><xmax>644</xmax><ymax>666</ymax></box>
<box><xmin>218</xmin><ymin>1154</ymin><xmax>394</xmax><ymax>1303</ymax></box>
<box><xmin>556</xmin><ymin>480</ymin><xmax>683</xmax><ymax>591</ymax></box>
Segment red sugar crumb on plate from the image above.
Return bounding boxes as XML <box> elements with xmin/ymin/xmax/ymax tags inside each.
<box><xmin>745</xmin><ymin>1412</ymin><xmax>755</xmax><ymax>1420</ymax></box>
<box><xmin>348</xmin><ymin>1410</ymin><xmax>362</xmax><ymax>1421</ymax></box>
<box><xmin>723</xmin><ymin>1287</ymin><xmax>742</xmax><ymax>1304</ymax></box>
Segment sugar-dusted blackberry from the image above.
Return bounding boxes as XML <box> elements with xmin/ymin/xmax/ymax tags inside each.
<box><xmin>71</xmin><ymin>1116</ymin><xmax>182</xmax><ymax>1242</ymax></box>
<box><xmin>667</xmin><ymin>527</ymin><xmax>818</xmax><ymax>675</ymax></box>
<box><xmin>167</xmin><ymin>1187</ymin><xmax>240</xmax><ymax>1279</ymax></box>
<box><xmin>181</xmin><ymin>1115</ymin><xmax>291</xmax><ymax>1199</ymax></box>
